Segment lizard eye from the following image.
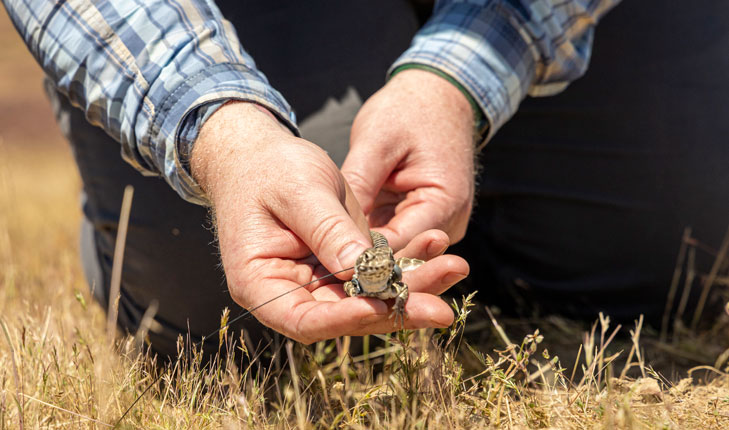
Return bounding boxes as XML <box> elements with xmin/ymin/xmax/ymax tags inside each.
<box><xmin>356</xmin><ymin>251</ymin><xmax>372</xmax><ymax>264</ymax></box>
<box><xmin>392</xmin><ymin>264</ymin><xmax>402</xmax><ymax>281</ymax></box>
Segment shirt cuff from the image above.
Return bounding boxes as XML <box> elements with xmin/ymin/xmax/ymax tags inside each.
<box><xmin>144</xmin><ymin>63</ymin><xmax>299</xmax><ymax>206</ymax></box>
<box><xmin>389</xmin><ymin>1</ymin><xmax>536</xmax><ymax>149</ymax></box>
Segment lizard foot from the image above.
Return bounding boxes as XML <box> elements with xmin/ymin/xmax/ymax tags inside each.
<box><xmin>388</xmin><ymin>299</ymin><xmax>408</xmax><ymax>330</ymax></box>
<box><xmin>342</xmin><ymin>280</ymin><xmax>359</xmax><ymax>298</ymax></box>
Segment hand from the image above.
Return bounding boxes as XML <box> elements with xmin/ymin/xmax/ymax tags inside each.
<box><xmin>191</xmin><ymin>102</ymin><xmax>469</xmax><ymax>344</ymax></box>
<box><xmin>342</xmin><ymin>69</ymin><xmax>477</xmax><ymax>251</ymax></box>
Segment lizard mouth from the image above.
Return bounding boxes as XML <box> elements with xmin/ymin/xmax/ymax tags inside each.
<box><xmin>359</xmin><ymin>264</ymin><xmax>395</xmax><ymax>279</ymax></box>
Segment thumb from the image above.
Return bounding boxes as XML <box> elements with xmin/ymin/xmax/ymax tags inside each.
<box><xmin>341</xmin><ymin>142</ymin><xmax>397</xmax><ymax>214</ymax></box>
<box><xmin>274</xmin><ymin>180</ymin><xmax>372</xmax><ymax>275</ymax></box>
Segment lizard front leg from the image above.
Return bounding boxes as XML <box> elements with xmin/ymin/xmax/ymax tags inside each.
<box><xmin>343</xmin><ymin>277</ymin><xmax>361</xmax><ymax>297</ymax></box>
<box><xmin>388</xmin><ymin>281</ymin><xmax>409</xmax><ymax>329</ymax></box>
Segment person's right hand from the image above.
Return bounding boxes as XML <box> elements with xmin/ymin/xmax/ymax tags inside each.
<box><xmin>190</xmin><ymin>102</ymin><xmax>469</xmax><ymax>344</ymax></box>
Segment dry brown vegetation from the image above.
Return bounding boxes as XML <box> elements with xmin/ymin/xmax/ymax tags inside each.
<box><xmin>2</xmin><ymin>147</ymin><xmax>729</xmax><ymax>429</ymax></box>
<box><xmin>4</xmin><ymin>9</ymin><xmax>729</xmax><ymax>430</ymax></box>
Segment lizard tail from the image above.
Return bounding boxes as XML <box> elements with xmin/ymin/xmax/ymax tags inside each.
<box><xmin>369</xmin><ymin>230</ymin><xmax>389</xmax><ymax>248</ymax></box>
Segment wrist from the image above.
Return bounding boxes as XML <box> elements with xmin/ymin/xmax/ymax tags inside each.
<box><xmin>384</xmin><ymin>69</ymin><xmax>475</xmax><ymax>142</ymax></box>
<box><xmin>390</xmin><ymin>65</ymin><xmax>488</xmax><ymax>142</ymax></box>
<box><xmin>190</xmin><ymin>101</ymin><xmax>293</xmax><ymax>203</ymax></box>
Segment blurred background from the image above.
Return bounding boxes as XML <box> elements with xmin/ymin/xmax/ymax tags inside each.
<box><xmin>0</xmin><ymin>9</ymin><xmax>84</xmax><ymax>317</ymax></box>
<box><xmin>0</xmin><ymin>10</ymin><xmax>65</xmax><ymax>150</ymax></box>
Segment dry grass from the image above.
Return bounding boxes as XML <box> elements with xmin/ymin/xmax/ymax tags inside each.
<box><xmin>2</xmin><ymin>143</ymin><xmax>729</xmax><ymax>429</ymax></box>
<box><xmin>4</xmin><ymin>11</ymin><xmax>729</xmax><ymax>429</ymax></box>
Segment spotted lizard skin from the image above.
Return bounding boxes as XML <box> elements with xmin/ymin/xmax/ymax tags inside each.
<box><xmin>343</xmin><ymin>231</ymin><xmax>424</xmax><ymax>328</ymax></box>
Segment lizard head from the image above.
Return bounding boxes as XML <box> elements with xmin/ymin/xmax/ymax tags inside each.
<box><xmin>354</xmin><ymin>247</ymin><xmax>395</xmax><ymax>291</ymax></box>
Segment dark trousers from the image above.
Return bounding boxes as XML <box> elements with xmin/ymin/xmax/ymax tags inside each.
<box><xmin>51</xmin><ymin>1</ymin><xmax>729</xmax><ymax>357</ymax></box>
<box><xmin>451</xmin><ymin>1</ymin><xmax>729</xmax><ymax>322</ymax></box>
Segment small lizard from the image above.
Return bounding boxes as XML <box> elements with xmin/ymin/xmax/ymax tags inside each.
<box><xmin>343</xmin><ymin>230</ymin><xmax>424</xmax><ymax>328</ymax></box>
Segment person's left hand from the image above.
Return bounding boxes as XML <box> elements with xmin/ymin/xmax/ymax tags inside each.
<box><xmin>342</xmin><ymin>69</ymin><xmax>477</xmax><ymax>251</ymax></box>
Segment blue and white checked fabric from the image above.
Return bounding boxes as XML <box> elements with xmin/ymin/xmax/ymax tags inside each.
<box><xmin>392</xmin><ymin>0</ymin><xmax>620</xmax><ymax>146</ymax></box>
<box><xmin>3</xmin><ymin>0</ymin><xmax>619</xmax><ymax>204</ymax></box>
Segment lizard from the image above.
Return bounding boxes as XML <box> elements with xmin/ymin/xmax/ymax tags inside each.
<box><xmin>343</xmin><ymin>230</ymin><xmax>425</xmax><ymax>328</ymax></box>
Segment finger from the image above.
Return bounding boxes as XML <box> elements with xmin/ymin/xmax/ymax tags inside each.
<box><xmin>308</xmin><ymin>246</ymin><xmax>468</xmax><ymax>302</ymax></box>
<box><xmin>342</xmin><ymin>180</ymin><xmax>370</xmax><ymax>234</ymax></box>
<box><xmin>341</xmin><ymin>142</ymin><xmax>399</xmax><ymax>214</ymax></box>
<box><xmin>401</xmin><ymin>254</ymin><xmax>469</xmax><ymax>296</ymax></box>
<box><xmin>273</xmin><ymin>181</ymin><xmax>372</xmax><ymax>276</ymax></box>
<box><xmin>382</xmin><ymin>165</ymin><xmax>472</xmax><ymax>249</ymax></box>
<box><xmin>304</xmin><ymin>252</ymin><xmax>468</xmax><ymax>338</ymax></box>
<box><xmin>281</xmin><ymin>296</ymin><xmax>392</xmax><ymax>343</ymax></box>
<box><xmin>245</xmin><ymin>273</ymin><xmax>460</xmax><ymax>344</ymax></box>
<box><xmin>376</xmin><ymin>207</ymin><xmax>443</xmax><ymax>251</ymax></box>
<box><xmin>368</xmin><ymin>204</ymin><xmax>396</xmax><ymax>230</ymax></box>
<box><xmin>399</xmin><ymin>293</ymin><xmax>456</xmax><ymax>328</ymax></box>
<box><xmin>305</xmin><ymin>243</ymin><xmax>467</xmax><ymax>332</ymax></box>
<box><xmin>367</xmin><ymin>189</ymin><xmax>403</xmax><ymax>229</ymax></box>
<box><xmin>393</xmin><ymin>229</ymin><xmax>450</xmax><ymax>259</ymax></box>
<box><xmin>284</xmin><ymin>293</ymin><xmax>455</xmax><ymax>343</ymax></box>
<box><xmin>310</xmin><ymin>283</ymin><xmax>348</xmax><ymax>301</ymax></box>
<box><xmin>378</xmin><ymin>195</ymin><xmax>464</xmax><ymax>251</ymax></box>
<box><xmin>338</xmin><ymin>293</ymin><xmax>456</xmax><ymax>336</ymax></box>
<box><xmin>233</xmin><ymin>268</ymin><xmax>388</xmax><ymax>340</ymax></box>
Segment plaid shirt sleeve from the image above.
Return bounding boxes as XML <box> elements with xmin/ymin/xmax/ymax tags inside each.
<box><xmin>390</xmin><ymin>0</ymin><xmax>621</xmax><ymax>145</ymax></box>
<box><xmin>2</xmin><ymin>0</ymin><xmax>298</xmax><ymax>205</ymax></box>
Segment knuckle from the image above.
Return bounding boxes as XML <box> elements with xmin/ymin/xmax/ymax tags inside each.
<box><xmin>450</xmin><ymin>224</ymin><xmax>468</xmax><ymax>244</ymax></box>
<box><xmin>343</xmin><ymin>169</ymin><xmax>371</xmax><ymax>193</ymax></box>
<box><xmin>224</xmin><ymin>262</ymin><xmax>264</xmax><ymax>308</ymax></box>
<box><xmin>226</xmin><ymin>276</ymin><xmax>254</xmax><ymax>310</ymax></box>
<box><xmin>227</xmin><ymin>286</ymin><xmax>248</xmax><ymax>310</ymax></box>
<box><xmin>309</xmin><ymin>213</ymin><xmax>351</xmax><ymax>255</ymax></box>
<box><xmin>312</xmin><ymin>163</ymin><xmax>347</xmax><ymax>200</ymax></box>
<box><xmin>284</xmin><ymin>305</ymin><xmax>321</xmax><ymax>345</ymax></box>
<box><xmin>343</xmin><ymin>171</ymin><xmax>376</xmax><ymax>212</ymax></box>
<box><xmin>228</xmin><ymin>277</ymin><xmax>252</xmax><ymax>309</ymax></box>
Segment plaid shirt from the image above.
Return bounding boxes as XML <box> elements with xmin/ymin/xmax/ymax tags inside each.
<box><xmin>3</xmin><ymin>0</ymin><xmax>619</xmax><ymax>205</ymax></box>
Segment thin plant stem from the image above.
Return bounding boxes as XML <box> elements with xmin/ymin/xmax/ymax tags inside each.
<box><xmin>660</xmin><ymin>226</ymin><xmax>691</xmax><ymax>342</ymax></box>
<box><xmin>692</xmin><ymin>223</ymin><xmax>729</xmax><ymax>330</ymax></box>
<box><xmin>106</xmin><ymin>185</ymin><xmax>134</xmax><ymax>339</ymax></box>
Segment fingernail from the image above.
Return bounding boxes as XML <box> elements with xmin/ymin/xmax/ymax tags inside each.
<box><xmin>429</xmin><ymin>318</ymin><xmax>452</xmax><ymax>328</ymax></box>
<box><xmin>427</xmin><ymin>240</ymin><xmax>448</xmax><ymax>257</ymax></box>
<box><xmin>360</xmin><ymin>314</ymin><xmax>385</xmax><ymax>325</ymax></box>
<box><xmin>442</xmin><ymin>272</ymin><xmax>468</xmax><ymax>285</ymax></box>
<box><xmin>337</xmin><ymin>242</ymin><xmax>366</xmax><ymax>270</ymax></box>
